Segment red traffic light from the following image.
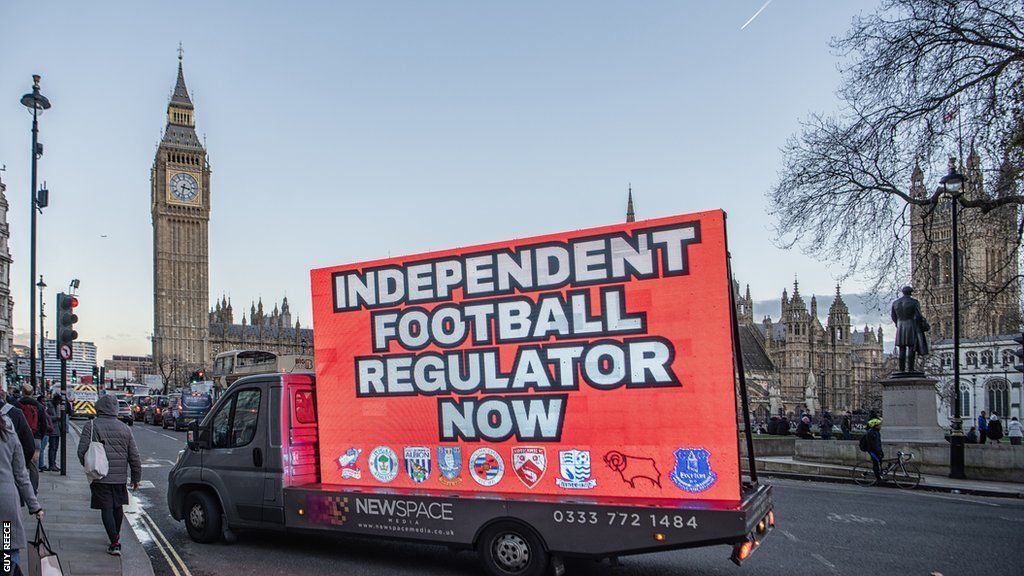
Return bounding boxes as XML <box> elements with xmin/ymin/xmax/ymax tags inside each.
<box><xmin>69</xmin><ymin>296</ymin><xmax>78</xmax><ymax>308</ymax></box>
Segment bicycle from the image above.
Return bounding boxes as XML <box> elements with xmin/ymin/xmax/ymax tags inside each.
<box><xmin>851</xmin><ymin>450</ymin><xmax>921</xmax><ymax>489</ymax></box>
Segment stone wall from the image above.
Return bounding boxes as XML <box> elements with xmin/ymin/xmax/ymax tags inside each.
<box><xmin>794</xmin><ymin>440</ymin><xmax>1024</xmax><ymax>483</ymax></box>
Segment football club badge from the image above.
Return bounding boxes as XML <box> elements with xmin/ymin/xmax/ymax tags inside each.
<box><xmin>469</xmin><ymin>447</ymin><xmax>504</xmax><ymax>487</ymax></box>
<box><xmin>437</xmin><ymin>446</ymin><xmax>463</xmax><ymax>486</ymax></box>
<box><xmin>670</xmin><ymin>448</ymin><xmax>717</xmax><ymax>493</ymax></box>
<box><xmin>368</xmin><ymin>446</ymin><xmax>399</xmax><ymax>483</ymax></box>
<box><xmin>511</xmin><ymin>447</ymin><xmax>547</xmax><ymax>489</ymax></box>
<box><xmin>404</xmin><ymin>446</ymin><xmax>431</xmax><ymax>483</ymax></box>
<box><xmin>555</xmin><ymin>449</ymin><xmax>597</xmax><ymax>489</ymax></box>
<box><xmin>336</xmin><ymin>448</ymin><xmax>361</xmax><ymax>480</ymax></box>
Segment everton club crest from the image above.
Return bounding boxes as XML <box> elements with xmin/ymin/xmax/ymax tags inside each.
<box><xmin>555</xmin><ymin>449</ymin><xmax>596</xmax><ymax>489</ymax></box>
<box><xmin>511</xmin><ymin>447</ymin><xmax>547</xmax><ymax>489</ymax></box>
<box><xmin>437</xmin><ymin>446</ymin><xmax>463</xmax><ymax>486</ymax></box>
<box><xmin>670</xmin><ymin>448</ymin><xmax>717</xmax><ymax>493</ymax></box>
<box><xmin>404</xmin><ymin>446</ymin><xmax>431</xmax><ymax>483</ymax></box>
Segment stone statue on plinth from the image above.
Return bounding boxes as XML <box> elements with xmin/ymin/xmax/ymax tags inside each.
<box><xmin>891</xmin><ymin>285</ymin><xmax>930</xmax><ymax>376</ymax></box>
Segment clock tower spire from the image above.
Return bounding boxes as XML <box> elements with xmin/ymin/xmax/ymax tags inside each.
<box><xmin>152</xmin><ymin>48</ymin><xmax>211</xmax><ymax>378</ymax></box>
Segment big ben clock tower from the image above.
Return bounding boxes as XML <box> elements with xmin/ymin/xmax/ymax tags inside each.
<box><xmin>152</xmin><ymin>50</ymin><xmax>210</xmax><ymax>373</ymax></box>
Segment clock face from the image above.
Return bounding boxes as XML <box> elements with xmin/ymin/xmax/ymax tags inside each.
<box><xmin>169</xmin><ymin>172</ymin><xmax>199</xmax><ymax>202</ymax></box>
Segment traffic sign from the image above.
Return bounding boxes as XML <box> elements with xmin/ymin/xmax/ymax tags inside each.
<box><xmin>59</xmin><ymin>344</ymin><xmax>72</xmax><ymax>361</ymax></box>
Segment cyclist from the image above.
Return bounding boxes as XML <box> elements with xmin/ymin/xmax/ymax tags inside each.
<box><xmin>862</xmin><ymin>418</ymin><xmax>884</xmax><ymax>482</ymax></box>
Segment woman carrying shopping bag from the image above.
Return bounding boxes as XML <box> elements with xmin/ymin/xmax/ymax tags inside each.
<box><xmin>77</xmin><ymin>395</ymin><xmax>142</xmax><ymax>556</ymax></box>
<box><xmin>1</xmin><ymin>400</ymin><xmax>44</xmax><ymax>573</ymax></box>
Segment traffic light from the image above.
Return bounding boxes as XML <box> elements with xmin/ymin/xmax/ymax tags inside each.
<box><xmin>190</xmin><ymin>370</ymin><xmax>206</xmax><ymax>383</ymax></box>
<box><xmin>56</xmin><ymin>292</ymin><xmax>79</xmax><ymax>359</ymax></box>
<box><xmin>1013</xmin><ymin>333</ymin><xmax>1024</xmax><ymax>374</ymax></box>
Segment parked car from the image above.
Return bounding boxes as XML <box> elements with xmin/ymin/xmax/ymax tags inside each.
<box><xmin>163</xmin><ymin>392</ymin><xmax>211</xmax><ymax>431</ymax></box>
<box><xmin>144</xmin><ymin>395</ymin><xmax>170</xmax><ymax>425</ymax></box>
<box><xmin>116</xmin><ymin>399</ymin><xmax>134</xmax><ymax>426</ymax></box>
<box><xmin>132</xmin><ymin>395</ymin><xmax>154</xmax><ymax>421</ymax></box>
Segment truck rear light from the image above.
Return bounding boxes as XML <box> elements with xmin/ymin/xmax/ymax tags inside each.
<box><xmin>756</xmin><ymin>520</ymin><xmax>766</xmax><ymax>534</ymax></box>
<box><xmin>767</xmin><ymin>510</ymin><xmax>775</xmax><ymax>527</ymax></box>
<box><xmin>297</xmin><ymin>508</ymin><xmax>305</xmax><ymax>516</ymax></box>
<box><xmin>653</xmin><ymin>533</ymin><xmax>666</xmax><ymax>542</ymax></box>
<box><xmin>730</xmin><ymin>536</ymin><xmax>760</xmax><ymax>566</ymax></box>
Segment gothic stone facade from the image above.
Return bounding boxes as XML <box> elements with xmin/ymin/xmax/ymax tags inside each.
<box><xmin>735</xmin><ymin>282</ymin><xmax>886</xmax><ymax>418</ymax></box>
<box><xmin>0</xmin><ymin>173</ymin><xmax>12</xmax><ymax>365</ymax></box>
<box><xmin>208</xmin><ymin>296</ymin><xmax>313</xmax><ymax>358</ymax></box>
<box><xmin>909</xmin><ymin>153</ymin><xmax>1020</xmax><ymax>339</ymax></box>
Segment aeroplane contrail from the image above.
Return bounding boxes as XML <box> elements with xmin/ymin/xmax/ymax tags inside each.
<box><xmin>740</xmin><ymin>0</ymin><xmax>773</xmax><ymax>30</ymax></box>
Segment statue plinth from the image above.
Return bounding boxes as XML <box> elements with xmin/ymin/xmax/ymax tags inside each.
<box><xmin>880</xmin><ymin>374</ymin><xmax>945</xmax><ymax>442</ymax></box>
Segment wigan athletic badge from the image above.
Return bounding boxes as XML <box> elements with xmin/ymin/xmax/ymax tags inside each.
<box><xmin>369</xmin><ymin>446</ymin><xmax>399</xmax><ymax>483</ymax></box>
<box><xmin>437</xmin><ymin>446</ymin><xmax>463</xmax><ymax>486</ymax></box>
<box><xmin>669</xmin><ymin>448</ymin><xmax>717</xmax><ymax>493</ymax></box>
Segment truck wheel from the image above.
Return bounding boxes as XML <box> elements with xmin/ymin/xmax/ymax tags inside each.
<box><xmin>478</xmin><ymin>522</ymin><xmax>548</xmax><ymax>576</ymax></box>
<box><xmin>184</xmin><ymin>491</ymin><xmax>223</xmax><ymax>544</ymax></box>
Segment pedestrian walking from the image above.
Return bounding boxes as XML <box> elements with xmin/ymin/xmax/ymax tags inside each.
<box><xmin>860</xmin><ymin>418</ymin><xmax>885</xmax><ymax>482</ymax></box>
<box><xmin>17</xmin><ymin>384</ymin><xmax>47</xmax><ymax>488</ymax></box>
<box><xmin>1008</xmin><ymin>417</ymin><xmax>1023</xmax><ymax>446</ymax></box>
<box><xmin>2</xmin><ymin>381</ymin><xmax>37</xmax><ymax>493</ymax></box>
<box><xmin>977</xmin><ymin>411</ymin><xmax>989</xmax><ymax>444</ymax></box>
<box><xmin>987</xmin><ymin>413</ymin><xmax>1004</xmax><ymax>444</ymax></box>
<box><xmin>37</xmin><ymin>393</ymin><xmax>54</xmax><ymax>471</ymax></box>
<box><xmin>1</xmin><ymin>391</ymin><xmax>44</xmax><ymax>573</ymax></box>
<box><xmin>820</xmin><ymin>411</ymin><xmax>834</xmax><ymax>440</ymax></box>
<box><xmin>77</xmin><ymin>395</ymin><xmax>142</xmax><ymax>556</ymax></box>
<box><xmin>841</xmin><ymin>411</ymin><xmax>853</xmax><ymax>441</ymax></box>
<box><xmin>46</xmin><ymin>394</ymin><xmax>64</xmax><ymax>472</ymax></box>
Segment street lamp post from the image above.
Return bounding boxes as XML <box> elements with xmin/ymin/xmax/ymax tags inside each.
<box><xmin>37</xmin><ymin>276</ymin><xmax>46</xmax><ymax>388</ymax></box>
<box><xmin>940</xmin><ymin>161</ymin><xmax>966</xmax><ymax>479</ymax></box>
<box><xmin>20</xmin><ymin>75</ymin><xmax>51</xmax><ymax>395</ymax></box>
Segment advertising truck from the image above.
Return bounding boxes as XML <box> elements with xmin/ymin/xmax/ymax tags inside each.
<box><xmin>168</xmin><ymin>210</ymin><xmax>773</xmax><ymax>575</ymax></box>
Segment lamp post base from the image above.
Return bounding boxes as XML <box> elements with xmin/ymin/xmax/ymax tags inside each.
<box><xmin>949</xmin><ymin>416</ymin><xmax>967</xmax><ymax>479</ymax></box>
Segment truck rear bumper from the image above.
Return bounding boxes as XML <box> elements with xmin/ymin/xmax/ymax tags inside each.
<box><xmin>283</xmin><ymin>483</ymin><xmax>772</xmax><ymax>558</ymax></box>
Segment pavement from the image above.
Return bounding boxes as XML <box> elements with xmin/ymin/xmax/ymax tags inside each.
<box><xmin>122</xmin><ymin>422</ymin><xmax>1024</xmax><ymax>576</ymax></box>
<box><xmin>752</xmin><ymin>455</ymin><xmax>1024</xmax><ymax>499</ymax></box>
<box><xmin>20</xmin><ymin>422</ymin><xmax>154</xmax><ymax>576</ymax></box>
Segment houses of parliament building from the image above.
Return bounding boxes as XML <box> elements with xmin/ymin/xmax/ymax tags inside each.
<box><xmin>151</xmin><ymin>53</ymin><xmax>312</xmax><ymax>377</ymax></box>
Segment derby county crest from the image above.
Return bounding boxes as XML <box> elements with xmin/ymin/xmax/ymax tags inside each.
<box><xmin>512</xmin><ymin>447</ymin><xmax>547</xmax><ymax>489</ymax></box>
<box><xmin>336</xmin><ymin>448</ymin><xmax>361</xmax><ymax>480</ymax></box>
<box><xmin>670</xmin><ymin>448</ymin><xmax>717</xmax><ymax>493</ymax></box>
<box><xmin>404</xmin><ymin>446</ymin><xmax>431</xmax><ymax>483</ymax></box>
<box><xmin>437</xmin><ymin>446</ymin><xmax>463</xmax><ymax>485</ymax></box>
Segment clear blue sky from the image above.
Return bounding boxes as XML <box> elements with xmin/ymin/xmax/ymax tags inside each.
<box><xmin>0</xmin><ymin>0</ymin><xmax>885</xmax><ymax>361</ymax></box>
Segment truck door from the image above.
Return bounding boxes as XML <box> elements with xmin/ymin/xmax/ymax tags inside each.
<box><xmin>204</xmin><ymin>381</ymin><xmax>267</xmax><ymax>525</ymax></box>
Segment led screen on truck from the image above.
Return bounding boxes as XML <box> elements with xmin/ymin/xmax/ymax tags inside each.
<box><xmin>310</xmin><ymin>210</ymin><xmax>740</xmax><ymax>501</ymax></box>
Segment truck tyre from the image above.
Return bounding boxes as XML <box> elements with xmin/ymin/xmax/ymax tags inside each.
<box><xmin>478</xmin><ymin>522</ymin><xmax>548</xmax><ymax>576</ymax></box>
<box><xmin>184</xmin><ymin>491</ymin><xmax>223</xmax><ymax>544</ymax></box>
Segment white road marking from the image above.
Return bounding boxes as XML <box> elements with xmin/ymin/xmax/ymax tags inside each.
<box><xmin>908</xmin><ymin>490</ymin><xmax>1001</xmax><ymax>507</ymax></box>
<box><xmin>811</xmin><ymin>552</ymin><xmax>838</xmax><ymax>572</ymax></box>
<box><xmin>779</xmin><ymin>529</ymin><xmax>799</xmax><ymax>542</ymax></box>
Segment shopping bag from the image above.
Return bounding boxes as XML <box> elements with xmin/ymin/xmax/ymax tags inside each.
<box><xmin>28</xmin><ymin>520</ymin><xmax>64</xmax><ymax>576</ymax></box>
<box><xmin>83</xmin><ymin>422</ymin><xmax>108</xmax><ymax>482</ymax></box>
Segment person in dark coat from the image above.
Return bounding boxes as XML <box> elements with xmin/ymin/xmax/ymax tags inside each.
<box><xmin>891</xmin><ymin>286</ymin><xmax>929</xmax><ymax>373</ymax></box>
<box><xmin>987</xmin><ymin>413</ymin><xmax>1004</xmax><ymax>443</ymax></box>
<box><xmin>863</xmin><ymin>418</ymin><xmax>885</xmax><ymax>482</ymax></box>
<box><xmin>796</xmin><ymin>416</ymin><xmax>815</xmax><ymax>439</ymax></box>
<box><xmin>820</xmin><ymin>412</ymin><xmax>834</xmax><ymax>440</ymax></box>
<box><xmin>46</xmin><ymin>394</ymin><xmax>63</xmax><ymax>472</ymax></box>
<box><xmin>965</xmin><ymin>426</ymin><xmax>979</xmax><ymax>444</ymax></box>
<box><xmin>841</xmin><ymin>411</ymin><xmax>853</xmax><ymax>441</ymax></box>
<box><xmin>977</xmin><ymin>411</ymin><xmax>989</xmax><ymax>444</ymax></box>
<box><xmin>78</xmin><ymin>395</ymin><xmax>142</xmax><ymax>555</ymax></box>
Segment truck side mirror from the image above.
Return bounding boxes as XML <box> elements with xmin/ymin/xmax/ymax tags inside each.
<box><xmin>186</xmin><ymin>420</ymin><xmax>210</xmax><ymax>451</ymax></box>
